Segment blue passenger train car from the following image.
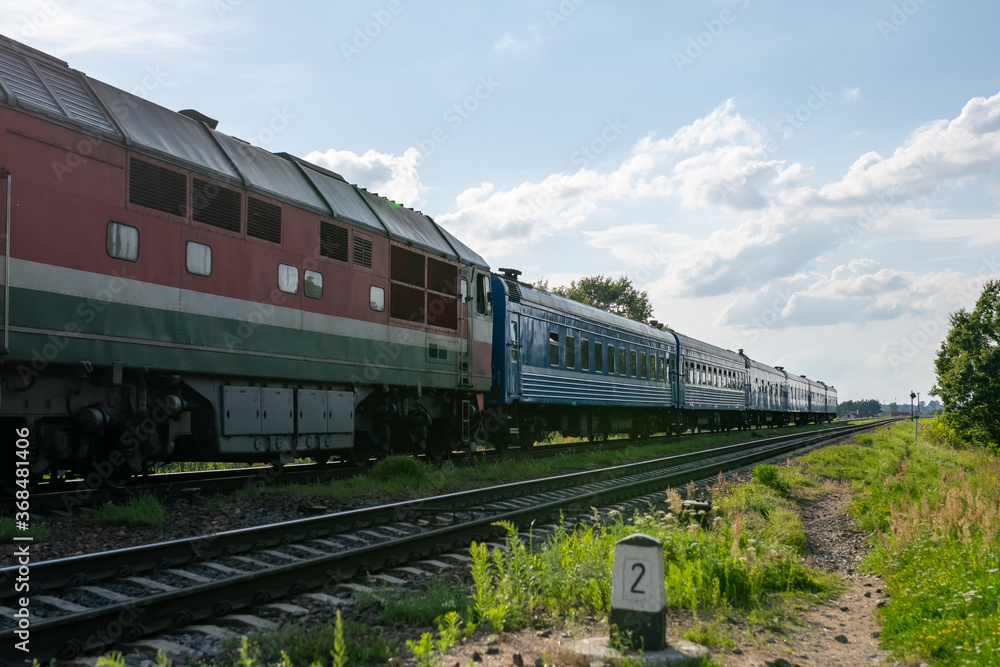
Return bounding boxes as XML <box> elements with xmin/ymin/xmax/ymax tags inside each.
<box><xmin>486</xmin><ymin>270</ymin><xmax>836</xmax><ymax>449</ymax></box>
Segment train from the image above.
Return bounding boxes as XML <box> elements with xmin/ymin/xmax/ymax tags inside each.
<box><xmin>0</xmin><ymin>34</ymin><xmax>834</xmax><ymax>487</ymax></box>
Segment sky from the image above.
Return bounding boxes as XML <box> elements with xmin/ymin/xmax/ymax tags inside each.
<box><xmin>4</xmin><ymin>0</ymin><xmax>1000</xmax><ymax>405</ymax></box>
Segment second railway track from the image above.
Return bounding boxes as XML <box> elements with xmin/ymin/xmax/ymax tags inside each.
<box><xmin>0</xmin><ymin>420</ymin><xmax>889</xmax><ymax>665</ymax></box>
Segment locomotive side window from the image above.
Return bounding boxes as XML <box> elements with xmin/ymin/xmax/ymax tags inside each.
<box><xmin>595</xmin><ymin>342</ymin><xmax>603</xmax><ymax>372</ymax></box>
<box><xmin>510</xmin><ymin>321</ymin><xmax>518</xmax><ymax>361</ymax></box>
<box><xmin>278</xmin><ymin>263</ymin><xmax>299</xmax><ymax>294</ymax></box>
<box><xmin>566</xmin><ymin>335</ymin><xmax>575</xmax><ymax>369</ymax></box>
<box><xmin>476</xmin><ymin>274</ymin><xmax>492</xmax><ymax>315</ymax></box>
<box><xmin>304</xmin><ymin>270</ymin><xmax>323</xmax><ymax>299</ymax></box>
<box><xmin>581</xmin><ymin>339</ymin><xmax>590</xmax><ymax>371</ymax></box>
<box><xmin>607</xmin><ymin>345</ymin><xmax>615</xmax><ymax>374</ymax></box>
<box><xmin>107</xmin><ymin>222</ymin><xmax>139</xmax><ymax>261</ymax></box>
<box><xmin>185</xmin><ymin>241</ymin><xmax>211</xmax><ymax>276</ymax></box>
<box><xmin>370</xmin><ymin>285</ymin><xmax>385</xmax><ymax>311</ymax></box>
<box><xmin>549</xmin><ymin>332</ymin><xmax>560</xmax><ymax>367</ymax></box>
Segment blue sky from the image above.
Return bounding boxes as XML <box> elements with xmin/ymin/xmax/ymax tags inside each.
<box><xmin>5</xmin><ymin>0</ymin><xmax>1000</xmax><ymax>405</ymax></box>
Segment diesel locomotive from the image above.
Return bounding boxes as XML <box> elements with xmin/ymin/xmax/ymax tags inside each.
<box><xmin>0</xmin><ymin>34</ymin><xmax>835</xmax><ymax>486</ymax></box>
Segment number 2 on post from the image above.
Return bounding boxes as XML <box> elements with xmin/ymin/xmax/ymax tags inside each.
<box><xmin>630</xmin><ymin>562</ymin><xmax>646</xmax><ymax>594</ymax></box>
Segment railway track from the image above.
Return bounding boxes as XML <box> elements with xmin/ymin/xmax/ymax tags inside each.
<box><xmin>0</xmin><ymin>420</ymin><xmax>887</xmax><ymax>665</ymax></box>
<box><xmin>5</xmin><ymin>421</ymin><xmax>846</xmax><ymax>514</ymax></box>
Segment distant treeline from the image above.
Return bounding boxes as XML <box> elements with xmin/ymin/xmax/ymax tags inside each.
<box><xmin>836</xmin><ymin>399</ymin><xmax>882</xmax><ymax>417</ymax></box>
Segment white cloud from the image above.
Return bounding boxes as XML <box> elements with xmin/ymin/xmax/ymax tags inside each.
<box><xmin>492</xmin><ymin>26</ymin><xmax>542</xmax><ymax>55</ymax></box>
<box><xmin>845</xmin><ymin>87</ymin><xmax>862</xmax><ymax>102</ymax></box>
<box><xmin>717</xmin><ymin>259</ymin><xmax>999</xmax><ymax>330</ymax></box>
<box><xmin>303</xmin><ymin>147</ymin><xmax>428</xmax><ymax>209</ymax></box>
<box><xmin>0</xmin><ymin>0</ymin><xmax>231</xmax><ymax>55</ymax></box>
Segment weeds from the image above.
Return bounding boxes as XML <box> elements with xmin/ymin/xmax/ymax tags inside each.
<box><xmin>0</xmin><ymin>517</ymin><xmax>50</xmax><ymax>542</ymax></box>
<box><xmin>91</xmin><ymin>493</ymin><xmax>165</xmax><ymax>527</ymax></box>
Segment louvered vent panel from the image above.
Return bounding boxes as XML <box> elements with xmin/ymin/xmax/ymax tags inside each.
<box><xmin>0</xmin><ymin>49</ymin><xmax>61</xmax><ymax>114</ymax></box>
<box><xmin>129</xmin><ymin>158</ymin><xmax>187</xmax><ymax>216</ymax></box>
<box><xmin>37</xmin><ymin>63</ymin><xmax>118</xmax><ymax>134</ymax></box>
<box><xmin>320</xmin><ymin>222</ymin><xmax>348</xmax><ymax>262</ymax></box>
<box><xmin>247</xmin><ymin>198</ymin><xmax>282</xmax><ymax>244</ymax></box>
<box><xmin>193</xmin><ymin>178</ymin><xmax>241</xmax><ymax>232</ymax></box>
<box><xmin>507</xmin><ymin>281</ymin><xmax>521</xmax><ymax>303</ymax></box>
<box><xmin>353</xmin><ymin>237</ymin><xmax>373</xmax><ymax>268</ymax></box>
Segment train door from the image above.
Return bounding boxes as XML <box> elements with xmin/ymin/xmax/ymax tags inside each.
<box><xmin>507</xmin><ymin>312</ymin><xmax>522</xmax><ymax>399</ymax></box>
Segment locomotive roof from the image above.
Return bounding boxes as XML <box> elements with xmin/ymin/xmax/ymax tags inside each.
<box><xmin>0</xmin><ymin>33</ymin><xmax>487</xmax><ymax>269</ymax></box>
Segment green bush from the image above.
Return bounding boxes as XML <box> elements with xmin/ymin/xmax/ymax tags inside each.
<box><xmin>370</xmin><ymin>455</ymin><xmax>430</xmax><ymax>485</ymax></box>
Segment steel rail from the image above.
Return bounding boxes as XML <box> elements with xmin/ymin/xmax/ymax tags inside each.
<box><xmin>0</xmin><ymin>421</ymin><xmax>887</xmax><ymax>664</ymax></box>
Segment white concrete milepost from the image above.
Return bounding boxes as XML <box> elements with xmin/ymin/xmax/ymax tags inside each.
<box><xmin>609</xmin><ymin>533</ymin><xmax>666</xmax><ymax>651</ymax></box>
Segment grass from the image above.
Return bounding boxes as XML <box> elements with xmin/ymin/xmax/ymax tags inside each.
<box><xmin>240</xmin><ymin>421</ymin><xmax>848</xmax><ymax>505</ymax></box>
<box><xmin>0</xmin><ymin>517</ymin><xmax>50</xmax><ymax>542</ymax></box>
<box><xmin>356</xmin><ymin>578</ymin><xmax>467</xmax><ymax>626</ymax></box>
<box><xmin>91</xmin><ymin>493</ymin><xmax>165</xmax><ymax>527</ymax></box>
<box><xmin>466</xmin><ymin>485</ymin><xmax>835</xmax><ymax>636</ymax></box>
<box><xmin>798</xmin><ymin>419</ymin><xmax>1000</xmax><ymax>665</ymax></box>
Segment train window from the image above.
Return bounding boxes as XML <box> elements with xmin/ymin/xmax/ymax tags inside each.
<box><xmin>607</xmin><ymin>345</ymin><xmax>615</xmax><ymax>374</ymax></box>
<box><xmin>658</xmin><ymin>356</ymin><xmax>665</xmax><ymax>380</ymax></box>
<box><xmin>595</xmin><ymin>342</ymin><xmax>603</xmax><ymax>372</ymax></box>
<box><xmin>185</xmin><ymin>241</ymin><xmax>211</xmax><ymax>276</ymax></box>
<box><xmin>304</xmin><ymin>270</ymin><xmax>323</xmax><ymax>299</ymax></box>
<box><xmin>192</xmin><ymin>178</ymin><xmax>241</xmax><ymax>232</ymax></box>
<box><xmin>370</xmin><ymin>285</ymin><xmax>385</xmax><ymax>311</ymax></box>
<box><xmin>248</xmin><ymin>198</ymin><xmax>282</xmax><ymax>245</ymax></box>
<box><xmin>476</xmin><ymin>274</ymin><xmax>491</xmax><ymax>315</ymax></box>
<box><xmin>581</xmin><ymin>339</ymin><xmax>590</xmax><ymax>371</ymax></box>
<box><xmin>278</xmin><ymin>264</ymin><xmax>299</xmax><ymax>294</ymax></box>
<box><xmin>107</xmin><ymin>221</ymin><xmax>139</xmax><ymax>261</ymax></box>
<box><xmin>549</xmin><ymin>332</ymin><xmax>560</xmax><ymax>366</ymax></box>
<box><xmin>619</xmin><ymin>347</ymin><xmax>626</xmax><ymax>376</ymax></box>
<box><xmin>510</xmin><ymin>321</ymin><xmax>518</xmax><ymax>361</ymax></box>
<box><xmin>630</xmin><ymin>350</ymin><xmax>637</xmax><ymax>378</ymax></box>
<box><xmin>639</xmin><ymin>352</ymin><xmax>646</xmax><ymax>378</ymax></box>
<box><xmin>566</xmin><ymin>336</ymin><xmax>576</xmax><ymax>369</ymax></box>
<box><xmin>649</xmin><ymin>353</ymin><xmax>656</xmax><ymax>379</ymax></box>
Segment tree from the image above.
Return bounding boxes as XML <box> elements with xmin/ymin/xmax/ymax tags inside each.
<box><xmin>836</xmin><ymin>398</ymin><xmax>882</xmax><ymax>417</ymax></box>
<box><xmin>931</xmin><ymin>279</ymin><xmax>1000</xmax><ymax>451</ymax></box>
<box><xmin>543</xmin><ymin>274</ymin><xmax>653</xmax><ymax>323</ymax></box>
